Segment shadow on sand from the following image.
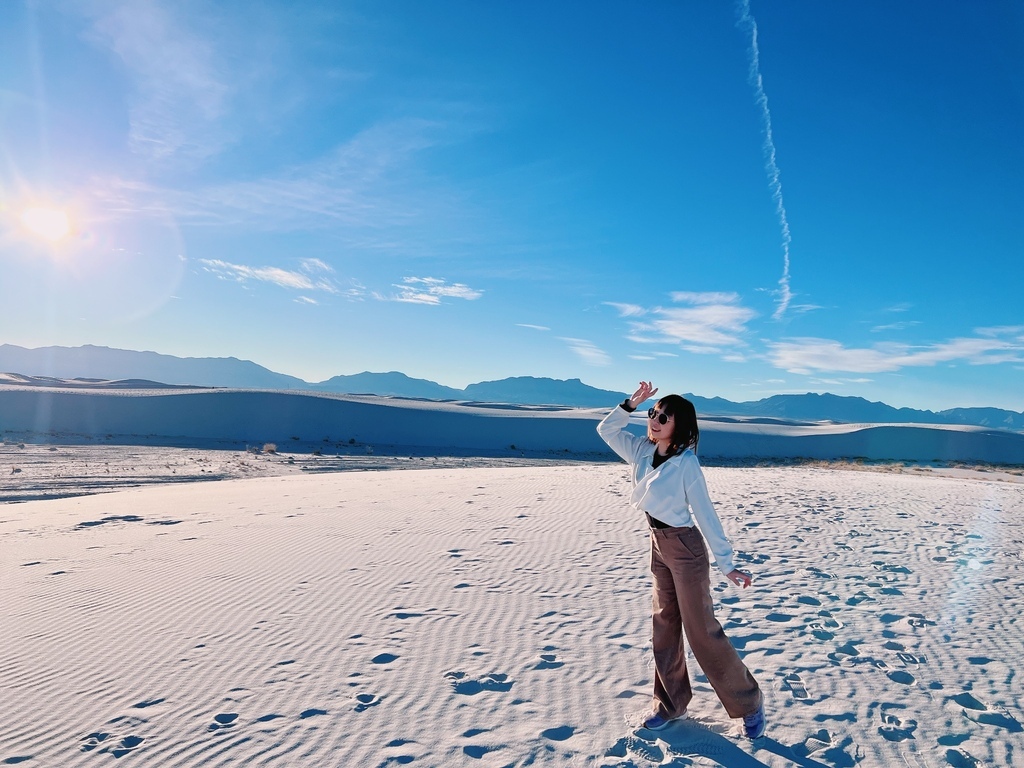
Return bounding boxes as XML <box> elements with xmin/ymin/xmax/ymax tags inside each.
<box><xmin>635</xmin><ymin>716</ymin><xmax>835</xmax><ymax>768</ymax></box>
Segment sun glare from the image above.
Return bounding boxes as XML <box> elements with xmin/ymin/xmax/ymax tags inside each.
<box><xmin>20</xmin><ymin>206</ymin><xmax>72</xmax><ymax>242</ymax></box>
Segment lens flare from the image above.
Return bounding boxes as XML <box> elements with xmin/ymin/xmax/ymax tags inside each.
<box><xmin>20</xmin><ymin>206</ymin><xmax>72</xmax><ymax>242</ymax></box>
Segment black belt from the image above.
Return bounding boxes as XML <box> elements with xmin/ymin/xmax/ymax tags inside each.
<box><xmin>646</xmin><ymin>512</ymin><xmax>670</xmax><ymax>529</ymax></box>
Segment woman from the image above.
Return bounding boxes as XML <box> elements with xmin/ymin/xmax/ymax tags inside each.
<box><xmin>597</xmin><ymin>381</ymin><xmax>765</xmax><ymax>739</ymax></box>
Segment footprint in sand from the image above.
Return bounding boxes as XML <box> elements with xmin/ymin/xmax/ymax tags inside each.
<box><xmin>782</xmin><ymin>672</ymin><xmax>809</xmax><ymax>699</ymax></box>
<box><xmin>877</xmin><ymin>703</ymin><xmax>917</xmax><ymax>742</ymax></box>
<box><xmin>605</xmin><ymin>735</ymin><xmax>665</xmax><ymax>763</ymax></box>
<box><xmin>463</xmin><ymin>745</ymin><xmax>498</xmax><ymax>759</ymax></box>
<box><xmin>828</xmin><ymin>641</ymin><xmax>861</xmax><ymax>664</ymax></box>
<box><xmin>949</xmin><ymin>692</ymin><xmax>1023</xmax><ymax>732</ymax></box>
<box><xmin>945</xmin><ymin>747</ymin><xmax>982</xmax><ymax>767</ymax></box>
<box><xmin>536</xmin><ymin>651</ymin><xmax>569</xmax><ymax>671</ymax></box>
<box><xmin>80</xmin><ymin>732</ymin><xmax>112</xmax><ymax>753</ymax></box>
<box><xmin>806</xmin><ymin>611</ymin><xmax>843</xmax><ymax>641</ymax></box>
<box><xmin>887</xmin><ymin>670</ymin><xmax>916</xmax><ymax>686</ymax></box>
<box><xmin>445</xmin><ymin>671</ymin><xmax>514</xmax><ymax>695</ymax></box>
<box><xmin>209</xmin><ymin>713</ymin><xmax>238</xmax><ymax>731</ymax></box>
<box><xmin>897</xmin><ymin>652</ymin><xmax>927</xmax><ymax>665</ymax></box>
<box><xmin>81</xmin><ymin>732</ymin><xmax>145</xmax><ymax>758</ymax></box>
<box><xmin>794</xmin><ymin>729</ymin><xmax>861</xmax><ymax>764</ymax></box>
<box><xmin>109</xmin><ymin>735</ymin><xmax>145</xmax><ymax>758</ymax></box>
<box><xmin>354</xmin><ymin>693</ymin><xmax>381</xmax><ymax>712</ymax></box>
<box><xmin>541</xmin><ymin>725</ymin><xmax>575</xmax><ymax>742</ymax></box>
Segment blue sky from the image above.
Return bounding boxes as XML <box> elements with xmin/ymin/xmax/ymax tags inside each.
<box><xmin>1</xmin><ymin>0</ymin><xmax>1022</xmax><ymax>411</ymax></box>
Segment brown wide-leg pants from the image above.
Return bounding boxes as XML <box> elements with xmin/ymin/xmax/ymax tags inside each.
<box><xmin>649</xmin><ymin>525</ymin><xmax>762</xmax><ymax>720</ymax></box>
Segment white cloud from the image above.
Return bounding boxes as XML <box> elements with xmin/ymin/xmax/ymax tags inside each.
<box><xmin>605</xmin><ymin>302</ymin><xmax>647</xmax><ymax>318</ymax></box>
<box><xmin>517</xmin><ymin>324</ymin><xmax>550</xmax><ymax>332</ymax></box>
<box><xmin>738</xmin><ymin>0</ymin><xmax>793</xmax><ymax>320</ymax></box>
<box><xmin>808</xmin><ymin>377</ymin><xmax>873</xmax><ymax>386</ymax></box>
<box><xmin>559</xmin><ymin>337</ymin><xmax>611</xmax><ymax>367</ymax></box>
<box><xmin>384</xmin><ymin>276</ymin><xmax>482</xmax><ymax>305</ymax></box>
<box><xmin>978</xmin><ymin>325</ymin><xmax>1024</xmax><ymax>338</ymax></box>
<box><xmin>767</xmin><ymin>332</ymin><xmax>1024</xmax><ymax>375</ymax></box>
<box><xmin>198</xmin><ymin>257</ymin><xmax>341</xmax><ymax>294</ymax></box>
<box><xmin>668</xmin><ymin>291</ymin><xmax>741</xmax><ymax>305</ymax></box>
<box><xmin>300</xmin><ymin>258</ymin><xmax>334</xmax><ymax>274</ymax></box>
<box><xmin>622</xmin><ymin>292</ymin><xmax>757</xmax><ymax>350</ymax></box>
<box><xmin>872</xmin><ymin>321</ymin><xmax>921</xmax><ymax>332</ymax></box>
<box><xmin>75</xmin><ymin>0</ymin><xmax>231</xmax><ymax>162</ymax></box>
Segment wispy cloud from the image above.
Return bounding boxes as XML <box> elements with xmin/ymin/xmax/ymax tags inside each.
<box><xmin>517</xmin><ymin>323</ymin><xmax>550</xmax><ymax>332</ymax></box>
<box><xmin>300</xmin><ymin>258</ymin><xmax>333</xmax><ymax>273</ymax></box>
<box><xmin>97</xmin><ymin>118</ymin><xmax>464</xmax><ymax>245</ymax></box>
<box><xmin>559</xmin><ymin>338</ymin><xmax>611</xmax><ymax>367</ymax></box>
<box><xmin>737</xmin><ymin>0</ymin><xmax>793</xmax><ymax>320</ymax></box>
<box><xmin>808</xmin><ymin>376</ymin><xmax>873</xmax><ymax>386</ymax></box>
<box><xmin>616</xmin><ymin>291</ymin><xmax>757</xmax><ymax>351</ymax></box>
<box><xmin>628</xmin><ymin>351</ymin><xmax>678</xmax><ymax>361</ymax></box>
<box><xmin>978</xmin><ymin>325</ymin><xmax>1024</xmax><ymax>339</ymax></box>
<box><xmin>669</xmin><ymin>291</ymin><xmax>741</xmax><ymax>305</ymax></box>
<box><xmin>604</xmin><ymin>302</ymin><xmax>646</xmax><ymax>317</ymax></box>
<box><xmin>75</xmin><ymin>0</ymin><xmax>230</xmax><ymax>163</ymax></box>
<box><xmin>767</xmin><ymin>331</ymin><xmax>1024</xmax><ymax>374</ymax></box>
<box><xmin>198</xmin><ymin>258</ymin><xmax>340</xmax><ymax>294</ymax></box>
<box><xmin>872</xmin><ymin>321</ymin><xmax>922</xmax><ymax>332</ymax></box>
<box><xmin>382</xmin><ymin>277</ymin><xmax>483</xmax><ymax>305</ymax></box>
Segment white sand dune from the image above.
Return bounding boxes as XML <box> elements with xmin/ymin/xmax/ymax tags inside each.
<box><xmin>2</xmin><ymin>387</ymin><xmax>1023</xmax><ymax>465</ymax></box>
<box><xmin>3</xmin><ymin>464</ymin><xmax>1023</xmax><ymax>767</ymax></box>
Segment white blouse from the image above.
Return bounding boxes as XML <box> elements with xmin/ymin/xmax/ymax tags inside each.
<box><xmin>597</xmin><ymin>404</ymin><xmax>737</xmax><ymax>576</ymax></box>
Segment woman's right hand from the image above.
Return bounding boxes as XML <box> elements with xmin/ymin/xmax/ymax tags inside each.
<box><xmin>628</xmin><ymin>381</ymin><xmax>658</xmax><ymax>410</ymax></box>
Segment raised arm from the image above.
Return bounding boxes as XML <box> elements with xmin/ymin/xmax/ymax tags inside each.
<box><xmin>597</xmin><ymin>381</ymin><xmax>658</xmax><ymax>463</ymax></box>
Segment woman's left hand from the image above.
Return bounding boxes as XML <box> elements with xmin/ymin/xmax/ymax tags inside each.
<box><xmin>727</xmin><ymin>569</ymin><xmax>752</xmax><ymax>588</ymax></box>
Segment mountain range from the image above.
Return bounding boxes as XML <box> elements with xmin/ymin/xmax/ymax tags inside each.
<box><xmin>2</xmin><ymin>343</ymin><xmax>1022</xmax><ymax>431</ymax></box>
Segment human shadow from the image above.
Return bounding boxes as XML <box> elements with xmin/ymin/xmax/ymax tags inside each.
<box><xmin>643</xmin><ymin>717</ymin><xmax>835</xmax><ymax>768</ymax></box>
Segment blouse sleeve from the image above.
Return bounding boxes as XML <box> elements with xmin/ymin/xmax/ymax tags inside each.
<box><xmin>681</xmin><ymin>454</ymin><xmax>737</xmax><ymax>576</ymax></box>
<box><xmin>597</xmin><ymin>404</ymin><xmax>644</xmax><ymax>465</ymax></box>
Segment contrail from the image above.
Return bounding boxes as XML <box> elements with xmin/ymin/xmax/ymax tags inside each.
<box><xmin>737</xmin><ymin>0</ymin><xmax>792</xmax><ymax>320</ymax></box>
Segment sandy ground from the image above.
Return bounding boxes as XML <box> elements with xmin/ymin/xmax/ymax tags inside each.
<box><xmin>0</xmin><ymin>441</ymin><xmax>601</xmax><ymax>503</ymax></box>
<box><xmin>3</xmin><ymin>440</ymin><xmax>1021</xmax><ymax>504</ymax></box>
<box><xmin>3</xmin><ymin>463</ymin><xmax>1023</xmax><ymax>767</ymax></box>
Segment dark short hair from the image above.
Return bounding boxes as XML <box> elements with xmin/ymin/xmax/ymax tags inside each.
<box><xmin>652</xmin><ymin>394</ymin><xmax>700</xmax><ymax>454</ymax></box>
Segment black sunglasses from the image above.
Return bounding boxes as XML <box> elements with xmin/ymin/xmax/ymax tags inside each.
<box><xmin>648</xmin><ymin>408</ymin><xmax>670</xmax><ymax>425</ymax></box>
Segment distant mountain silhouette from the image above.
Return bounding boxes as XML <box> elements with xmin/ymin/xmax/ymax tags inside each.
<box><xmin>0</xmin><ymin>344</ymin><xmax>307</xmax><ymax>390</ymax></box>
<box><xmin>463</xmin><ymin>377</ymin><xmax>623</xmax><ymax>407</ymax></box>
<box><xmin>315</xmin><ymin>371</ymin><xmax>463</xmax><ymax>400</ymax></box>
<box><xmin>1</xmin><ymin>344</ymin><xmax>1021</xmax><ymax>431</ymax></box>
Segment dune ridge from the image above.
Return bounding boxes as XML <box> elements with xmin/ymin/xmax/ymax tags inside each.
<box><xmin>2</xmin><ymin>387</ymin><xmax>1023</xmax><ymax>466</ymax></box>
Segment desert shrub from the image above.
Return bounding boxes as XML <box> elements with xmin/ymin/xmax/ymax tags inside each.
<box><xmin>262</xmin><ymin>443</ymin><xmax>277</xmax><ymax>454</ymax></box>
